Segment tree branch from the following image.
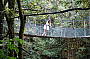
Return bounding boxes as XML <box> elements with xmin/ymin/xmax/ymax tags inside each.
<box><xmin>15</xmin><ymin>8</ymin><xmax>42</xmax><ymax>12</ymax></box>
<box><xmin>24</xmin><ymin>8</ymin><xmax>90</xmax><ymax>16</ymax></box>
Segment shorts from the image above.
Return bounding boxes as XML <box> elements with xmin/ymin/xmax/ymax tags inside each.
<box><xmin>44</xmin><ymin>24</ymin><xmax>49</xmax><ymax>30</ymax></box>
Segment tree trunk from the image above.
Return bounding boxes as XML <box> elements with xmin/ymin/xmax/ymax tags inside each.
<box><xmin>6</xmin><ymin>0</ymin><xmax>15</xmax><ymax>39</ymax></box>
<box><xmin>5</xmin><ymin>0</ymin><xmax>16</xmax><ymax>57</ymax></box>
<box><xmin>0</xmin><ymin>0</ymin><xmax>4</xmax><ymax>49</ymax></box>
<box><xmin>16</xmin><ymin>0</ymin><xmax>26</xmax><ymax>59</ymax></box>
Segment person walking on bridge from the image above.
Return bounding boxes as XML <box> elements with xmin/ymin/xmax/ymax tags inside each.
<box><xmin>42</xmin><ymin>18</ymin><xmax>51</xmax><ymax>36</ymax></box>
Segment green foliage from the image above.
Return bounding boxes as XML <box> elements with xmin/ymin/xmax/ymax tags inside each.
<box><xmin>14</xmin><ymin>38</ymin><xmax>24</xmax><ymax>44</ymax></box>
<box><xmin>5</xmin><ymin>8</ymin><xmax>16</xmax><ymax>18</ymax></box>
<box><xmin>76</xmin><ymin>47</ymin><xmax>86</xmax><ymax>58</ymax></box>
<box><xmin>0</xmin><ymin>49</ymin><xmax>6</xmax><ymax>59</ymax></box>
<box><xmin>7</xmin><ymin>56</ymin><xmax>16</xmax><ymax>59</ymax></box>
<box><xmin>24</xmin><ymin>38</ymin><xmax>65</xmax><ymax>58</ymax></box>
<box><xmin>0</xmin><ymin>37</ymin><xmax>25</xmax><ymax>59</ymax></box>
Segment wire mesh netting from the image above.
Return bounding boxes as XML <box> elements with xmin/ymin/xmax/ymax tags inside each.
<box><xmin>14</xmin><ymin>18</ymin><xmax>90</xmax><ymax>38</ymax></box>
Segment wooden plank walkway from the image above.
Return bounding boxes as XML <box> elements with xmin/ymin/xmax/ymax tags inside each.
<box><xmin>15</xmin><ymin>33</ymin><xmax>90</xmax><ymax>39</ymax></box>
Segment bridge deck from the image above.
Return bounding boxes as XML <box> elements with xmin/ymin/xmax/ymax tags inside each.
<box><xmin>15</xmin><ymin>33</ymin><xmax>90</xmax><ymax>39</ymax></box>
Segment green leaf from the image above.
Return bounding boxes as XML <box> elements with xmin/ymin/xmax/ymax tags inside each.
<box><xmin>7</xmin><ymin>56</ymin><xmax>16</xmax><ymax>59</ymax></box>
<box><xmin>14</xmin><ymin>38</ymin><xmax>20</xmax><ymax>41</ymax></box>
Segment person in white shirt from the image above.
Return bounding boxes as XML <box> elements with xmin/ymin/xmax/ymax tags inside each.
<box><xmin>42</xmin><ymin>20</ymin><xmax>51</xmax><ymax>36</ymax></box>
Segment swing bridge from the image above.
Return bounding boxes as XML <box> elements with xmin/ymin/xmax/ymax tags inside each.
<box><xmin>15</xmin><ymin>15</ymin><xmax>90</xmax><ymax>38</ymax></box>
<box><xmin>14</xmin><ymin>2</ymin><xmax>90</xmax><ymax>38</ymax></box>
<box><xmin>13</xmin><ymin>13</ymin><xmax>90</xmax><ymax>59</ymax></box>
<box><xmin>13</xmin><ymin>9</ymin><xmax>90</xmax><ymax>59</ymax></box>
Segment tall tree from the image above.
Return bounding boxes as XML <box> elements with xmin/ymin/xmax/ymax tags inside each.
<box><xmin>5</xmin><ymin>0</ymin><xmax>16</xmax><ymax>57</ymax></box>
<box><xmin>0</xmin><ymin>0</ymin><xmax>4</xmax><ymax>49</ymax></box>
<box><xmin>16</xmin><ymin>0</ymin><xmax>26</xmax><ymax>59</ymax></box>
<box><xmin>6</xmin><ymin>0</ymin><xmax>15</xmax><ymax>39</ymax></box>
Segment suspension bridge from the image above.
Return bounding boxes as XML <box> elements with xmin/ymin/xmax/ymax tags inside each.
<box><xmin>15</xmin><ymin>18</ymin><xmax>90</xmax><ymax>38</ymax></box>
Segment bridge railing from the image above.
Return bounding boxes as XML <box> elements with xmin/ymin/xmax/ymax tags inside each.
<box><xmin>14</xmin><ymin>20</ymin><xmax>90</xmax><ymax>37</ymax></box>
